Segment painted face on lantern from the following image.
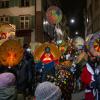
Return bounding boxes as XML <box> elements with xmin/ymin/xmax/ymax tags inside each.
<box><xmin>45</xmin><ymin>47</ymin><xmax>50</xmax><ymax>53</ymax></box>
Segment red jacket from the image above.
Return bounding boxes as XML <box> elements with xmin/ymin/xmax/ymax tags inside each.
<box><xmin>81</xmin><ymin>63</ymin><xmax>95</xmax><ymax>85</ymax></box>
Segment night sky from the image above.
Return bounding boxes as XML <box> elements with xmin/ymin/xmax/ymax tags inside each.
<box><xmin>59</xmin><ymin>0</ymin><xmax>86</xmax><ymax>38</ymax></box>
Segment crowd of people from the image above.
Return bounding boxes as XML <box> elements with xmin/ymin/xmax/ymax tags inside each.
<box><xmin>0</xmin><ymin>42</ymin><xmax>100</xmax><ymax>100</ymax></box>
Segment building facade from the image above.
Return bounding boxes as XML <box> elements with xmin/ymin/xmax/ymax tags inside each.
<box><xmin>92</xmin><ymin>0</ymin><xmax>100</xmax><ymax>33</ymax></box>
<box><xmin>86</xmin><ymin>0</ymin><xmax>100</xmax><ymax>35</ymax></box>
<box><xmin>86</xmin><ymin>0</ymin><xmax>92</xmax><ymax>35</ymax></box>
<box><xmin>35</xmin><ymin>0</ymin><xmax>44</xmax><ymax>42</ymax></box>
<box><xmin>0</xmin><ymin>0</ymin><xmax>35</xmax><ymax>44</ymax></box>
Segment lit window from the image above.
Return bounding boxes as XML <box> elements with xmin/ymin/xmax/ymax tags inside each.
<box><xmin>20</xmin><ymin>16</ymin><xmax>30</xmax><ymax>29</ymax></box>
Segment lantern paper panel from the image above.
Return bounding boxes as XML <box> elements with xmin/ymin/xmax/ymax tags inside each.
<box><xmin>0</xmin><ymin>39</ymin><xmax>24</xmax><ymax>67</ymax></box>
<box><xmin>46</xmin><ymin>6</ymin><xmax>62</xmax><ymax>25</ymax></box>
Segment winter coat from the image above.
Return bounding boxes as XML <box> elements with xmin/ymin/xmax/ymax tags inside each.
<box><xmin>12</xmin><ymin>52</ymin><xmax>35</xmax><ymax>94</ymax></box>
<box><xmin>35</xmin><ymin>61</ymin><xmax>55</xmax><ymax>82</ymax></box>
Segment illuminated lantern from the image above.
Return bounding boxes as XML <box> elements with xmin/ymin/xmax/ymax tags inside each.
<box><xmin>0</xmin><ymin>39</ymin><xmax>24</xmax><ymax>67</ymax></box>
<box><xmin>34</xmin><ymin>42</ymin><xmax>61</xmax><ymax>62</ymax></box>
<box><xmin>89</xmin><ymin>33</ymin><xmax>100</xmax><ymax>56</ymax></box>
<box><xmin>74</xmin><ymin>37</ymin><xmax>84</xmax><ymax>50</ymax></box>
<box><xmin>46</xmin><ymin>6</ymin><xmax>62</xmax><ymax>25</ymax></box>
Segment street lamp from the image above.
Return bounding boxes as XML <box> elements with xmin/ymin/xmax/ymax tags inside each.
<box><xmin>70</xmin><ymin>18</ymin><xmax>75</xmax><ymax>24</ymax></box>
<box><xmin>75</xmin><ymin>31</ymin><xmax>78</xmax><ymax>35</ymax></box>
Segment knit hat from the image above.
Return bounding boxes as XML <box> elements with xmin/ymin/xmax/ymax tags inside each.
<box><xmin>35</xmin><ymin>81</ymin><xmax>62</xmax><ymax>100</ymax></box>
<box><xmin>0</xmin><ymin>72</ymin><xmax>15</xmax><ymax>88</ymax></box>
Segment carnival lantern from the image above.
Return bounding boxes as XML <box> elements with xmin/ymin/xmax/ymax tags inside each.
<box><xmin>34</xmin><ymin>42</ymin><xmax>61</xmax><ymax>81</ymax></box>
<box><xmin>46</xmin><ymin>6</ymin><xmax>62</xmax><ymax>25</ymax></box>
<box><xmin>34</xmin><ymin>42</ymin><xmax>61</xmax><ymax>62</ymax></box>
<box><xmin>89</xmin><ymin>33</ymin><xmax>100</xmax><ymax>56</ymax></box>
<box><xmin>47</xmin><ymin>67</ymin><xmax>74</xmax><ymax>100</ymax></box>
<box><xmin>74</xmin><ymin>37</ymin><xmax>84</xmax><ymax>50</ymax></box>
<box><xmin>0</xmin><ymin>39</ymin><xmax>24</xmax><ymax>68</ymax></box>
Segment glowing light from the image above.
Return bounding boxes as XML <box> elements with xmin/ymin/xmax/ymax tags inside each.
<box><xmin>75</xmin><ymin>32</ymin><xmax>78</xmax><ymax>35</ymax></box>
<box><xmin>43</xmin><ymin>20</ymin><xmax>49</xmax><ymax>25</ymax></box>
<box><xmin>70</xmin><ymin>19</ymin><xmax>75</xmax><ymax>24</ymax></box>
<box><xmin>87</xmin><ymin>18</ymin><xmax>89</xmax><ymax>23</ymax></box>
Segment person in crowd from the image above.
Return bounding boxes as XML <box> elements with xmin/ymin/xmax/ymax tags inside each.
<box><xmin>0</xmin><ymin>69</ymin><xmax>17</xmax><ymax>100</ymax></box>
<box><xmin>23</xmin><ymin>43</ymin><xmax>35</xmax><ymax>96</ymax></box>
<box><xmin>81</xmin><ymin>51</ymin><xmax>97</xmax><ymax>100</ymax></box>
<box><xmin>9</xmin><ymin>43</ymin><xmax>35</xmax><ymax>100</ymax></box>
<box><xmin>34</xmin><ymin>81</ymin><xmax>62</xmax><ymax>100</ymax></box>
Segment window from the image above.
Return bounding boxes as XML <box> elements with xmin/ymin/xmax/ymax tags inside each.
<box><xmin>0</xmin><ymin>16</ymin><xmax>9</xmax><ymax>23</ymax></box>
<box><xmin>20</xmin><ymin>16</ymin><xmax>30</xmax><ymax>29</ymax></box>
<box><xmin>20</xmin><ymin>0</ymin><xmax>29</xmax><ymax>7</ymax></box>
<box><xmin>0</xmin><ymin>1</ymin><xmax>9</xmax><ymax>8</ymax></box>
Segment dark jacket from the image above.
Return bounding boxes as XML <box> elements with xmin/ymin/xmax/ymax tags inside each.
<box><xmin>15</xmin><ymin>58</ymin><xmax>29</xmax><ymax>92</ymax></box>
<box><xmin>14</xmin><ymin>52</ymin><xmax>35</xmax><ymax>94</ymax></box>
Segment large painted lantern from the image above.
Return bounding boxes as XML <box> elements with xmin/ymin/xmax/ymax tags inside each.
<box><xmin>0</xmin><ymin>39</ymin><xmax>24</xmax><ymax>67</ymax></box>
<box><xmin>34</xmin><ymin>42</ymin><xmax>61</xmax><ymax>63</ymax></box>
<box><xmin>74</xmin><ymin>37</ymin><xmax>84</xmax><ymax>50</ymax></box>
<box><xmin>46</xmin><ymin>6</ymin><xmax>62</xmax><ymax>25</ymax></box>
<box><xmin>89</xmin><ymin>33</ymin><xmax>100</xmax><ymax>56</ymax></box>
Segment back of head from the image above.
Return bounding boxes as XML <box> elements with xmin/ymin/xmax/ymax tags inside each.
<box><xmin>23</xmin><ymin>43</ymin><xmax>30</xmax><ymax>49</ymax></box>
<box><xmin>35</xmin><ymin>81</ymin><xmax>62</xmax><ymax>100</ymax></box>
<box><xmin>0</xmin><ymin>72</ymin><xmax>15</xmax><ymax>88</ymax></box>
<box><xmin>0</xmin><ymin>72</ymin><xmax>16</xmax><ymax>100</ymax></box>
